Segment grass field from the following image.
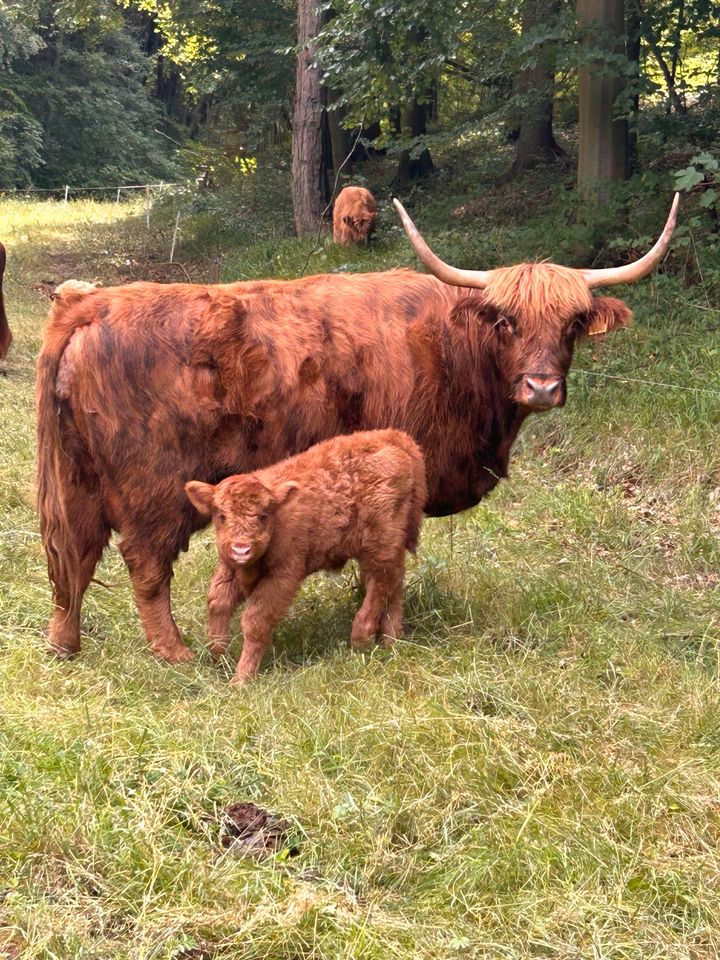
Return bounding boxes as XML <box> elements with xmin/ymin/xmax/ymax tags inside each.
<box><xmin>1</xmin><ymin>191</ymin><xmax>720</xmax><ymax>960</ymax></box>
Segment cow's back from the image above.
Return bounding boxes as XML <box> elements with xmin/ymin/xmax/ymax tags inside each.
<box><xmin>45</xmin><ymin>272</ymin><xmax>451</xmax><ymax>520</ymax></box>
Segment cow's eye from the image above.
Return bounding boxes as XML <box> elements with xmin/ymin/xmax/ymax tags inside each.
<box><xmin>496</xmin><ymin>314</ymin><xmax>515</xmax><ymax>333</ymax></box>
<box><xmin>259</xmin><ymin>511</ymin><xmax>269</xmax><ymax>522</ymax></box>
<box><xmin>216</xmin><ymin>513</ymin><xmax>225</xmax><ymax>524</ymax></box>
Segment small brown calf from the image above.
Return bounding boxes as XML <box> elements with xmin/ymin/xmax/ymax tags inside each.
<box><xmin>185</xmin><ymin>429</ymin><xmax>426</xmax><ymax>684</ymax></box>
<box><xmin>332</xmin><ymin>186</ymin><xmax>377</xmax><ymax>245</ymax></box>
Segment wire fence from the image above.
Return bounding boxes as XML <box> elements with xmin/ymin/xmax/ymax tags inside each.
<box><xmin>0</xmin><ymin>180</ymin><xmax>194</xmax><ymax>202</ymax></box>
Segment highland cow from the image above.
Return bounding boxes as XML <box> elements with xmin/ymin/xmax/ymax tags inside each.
<box><xmin>36</xmin><ymin>196</ymin><xmax>678</xmax><ymax>664</ymax></box>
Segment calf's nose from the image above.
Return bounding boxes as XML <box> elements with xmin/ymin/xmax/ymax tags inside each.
<box><xmin>524</xmin><ymin>376</ymin><xmax>563</xmax><ymax>409</ymax></box>
<box><xmin>231</xmin><ymin>543</ymin><xmax>253</xmax><ymax>563</ymax></box>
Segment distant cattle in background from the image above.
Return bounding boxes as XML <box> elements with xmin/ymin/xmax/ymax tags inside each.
<box><xmin>0</xmin><ymin>243</ymin><xmax>11</xmax><ymax>360</ymax></box>
<box><xmin>333</xmin><ymin>186</ymin><xmax>377</xmax><ymax>245</ymax></box>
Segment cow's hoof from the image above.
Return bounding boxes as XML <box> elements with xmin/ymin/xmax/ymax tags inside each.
<box><xmin>48</xmin><ymin>642</ymin><xmax>80</xmax><ymax>660</ymax></box>
<box><xmin>154</xmin><ymin>644</ymin><xmax>195</xmax><ymax>664</ymax></box>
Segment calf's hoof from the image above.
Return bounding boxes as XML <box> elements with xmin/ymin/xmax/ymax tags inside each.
<box><xmin>376</xmin><ymin>634</ymin><xmax>397</xmax><ymax>649</ymax></box>
<box><xmin>207</xmin><ymin>640</ymin><xmax>230</xmax><ymax>659</ymax></box>
<box><xmin>229</xmin><ymin>673</ymin><xmax>252</xmax><ymax>687</ymax></box>
<box><xmin>350</xmin><ymin>636</ymin><xmax>374</xmax><ymax>653</ymax></box>
<box><xmin>153</xmin><ymin>643</ymin><xmax>195</xmax><ymax>664</ymax></box>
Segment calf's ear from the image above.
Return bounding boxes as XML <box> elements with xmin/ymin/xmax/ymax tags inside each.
<box><xmin>184</xmin><ymin>481</ymin><xmax>216</xmax><ymax>516</ymax></box>
<box><xmin>580</xmin><ymin>296</ymin><xmax>633</xmax><ymax>338</ymax></box>
<box><xmin>274</xmin><ymin>481</ymin><xmax>300</xmax><ymax>506</ymax></box>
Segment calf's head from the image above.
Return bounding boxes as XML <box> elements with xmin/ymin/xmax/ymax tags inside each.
<box><xmin>185</xmin><ymin>475</ymin><xmax>299</xmax><ymax>568</ymax></box>
<box><xmin>394</xmin><ymin>196</ymin><xmax>679</xmax><ymax>412</ymax></box>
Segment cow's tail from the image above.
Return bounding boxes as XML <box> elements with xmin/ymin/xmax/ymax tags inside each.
<box><xmin>36</xmin><ymin>282</ymin><xmax>98</xmax><ymax>606</ymax></box>
<box><xmin>0</xmin><ymin>242</ymin><xmax>11</xmax><ymax>361</ymax></box>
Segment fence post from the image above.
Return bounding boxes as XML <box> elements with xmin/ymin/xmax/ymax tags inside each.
<box><xmin>64</xmin><ymin>186</ymin><xmax>69</xmax><ymax>204</ymax></box>
<box><xmin>116</xmin><ymin>188</ymin><xmax>122</xmax><ymax>204</ymax></box>
<box><xmin>170</xmin><ymin>211</ymin><xmax>181</xmax><ymax>263</ymax></box>
<box><xmin>145</xmin><ymin>185</ymin><xmax>151</xmax><ymax>229</ymax></box>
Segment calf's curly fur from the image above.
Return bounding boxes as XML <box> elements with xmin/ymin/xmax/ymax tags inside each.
<box><xmin>185</xmin><ymin>429</ymin><xmax>426</xmax><ymax>683</ymax></box>
<box><xmin>332</xmin><ymin>187</ymin><xmax>377</xmax><ymax>245</ymax></box>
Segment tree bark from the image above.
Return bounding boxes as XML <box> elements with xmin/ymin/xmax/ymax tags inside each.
<box><xmin>577</xmin><ymin>0</ymin><xmax>629</xmax><ymax>204</ymax></box>
<box><xmin>394</xmin><ymin>100</ymin><xmax>434</xmax><ymax>184</ymax></box>
<box><xmin>626</xmin><ymin>1</ymin><xmax>641</xmax><ymax>170</ymax></box>
<box><xmin>291</xmin><ymin>0</ymin><xmax>330</xmax><ymax>236</ymax></box>
<box><xmin>506</xmin><ymin>0</ymin><xmax>563</xmax><ymax>179</ymax></box>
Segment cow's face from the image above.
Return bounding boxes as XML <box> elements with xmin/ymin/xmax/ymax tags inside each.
<box><xmin>481</xmin><ymin>264</ymin><xmax>632</xmax><ymax>412</ymax></box>
<box><xmin>344</xmin><ymin>213</ymin><xmax>375</xmax><ymax>241</ymax></box>
<box><xmin>393</xmin><ymin>196</ymin><xmax>677</xmax><ymax>412</ymax></box>
<box><xmin>184</xmin><ymin>476</ymin><xmax>299</xmax><ymax>567</ymax></box>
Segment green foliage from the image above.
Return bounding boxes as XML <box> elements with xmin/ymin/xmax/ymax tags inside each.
<box><xmin>130</xmin><ymin>0</ymin><xmax>295</xmax><ymax>149</ymax></box>
<box><xmin>0</xmin><ymin>0</ymin><xmax>178</xmax><ymax>189</ymax></box>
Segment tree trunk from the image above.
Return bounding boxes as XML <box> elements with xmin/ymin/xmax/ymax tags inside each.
<box><xmin>395</xmin><ymin>100</ymin><xmax>434</xmax><ymax>184</ymax></box>
<box><xmin>506</xmin><ymin>0</ymin><xmax>563</xmax><ymax>179</ymax></box>
<box><xmin>291</xmin><ymin>0</ymin><xmax>330</xmax><ymax>236</ymax></box>
<box><xmin>633</xmin><ymin>0</ymin><xmax>686</xmax><ymax>115</ymax></box>
<box><xmin>626</xmin><ymin>1</ymin><xmax>641</xmax><ymax>170</ymax></box>
<box><xmin>577</xmin><ymin>0</ymin><xmax>629</xmax><ymax>204</ymax></box>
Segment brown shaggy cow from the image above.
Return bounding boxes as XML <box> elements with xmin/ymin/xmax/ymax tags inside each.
<box><xmin>333</xmin><ymin>186</ymin><xmax>377</xmax><ymax>245</ymax></box>
<box><xmin>36</xmin><ymin>195</ymin><xmax>678</xmax><ymax>663</ymax></box>
<box><xmin>184</xmin><ymin>429</ymin><xmax>426</xmax><ymax>683</ymax></box>
<box><xmin>0</xmin><ymin>243</ymin><xmax>11</xmax><ymax>360</ymax></box>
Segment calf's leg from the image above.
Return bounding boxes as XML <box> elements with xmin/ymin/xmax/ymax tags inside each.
<box><xmin>233</xmin><ymin>575</ymin><xmax>300</xmax><ymax>684</ymax></box>
<box><xmin>351</xmin><ymin>554</ymin><xmax>406</xmax><ymax>652</ymax></box>
<box><xmin>207</xmin><ymin>563</ymin><xmax>243</xmax><ymax>657</ymax></box>
<box><xmin>378</xmin><ymin>560</ymin><xmax>406</xmax><ymax>647</ymax></box>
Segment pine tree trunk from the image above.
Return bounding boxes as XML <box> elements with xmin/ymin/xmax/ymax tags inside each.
<box><xmin>577</xmin><ymin>0</ymin><xmax>629</xmax><ymax>204</ymax></box>
<box><xmin>291</xmin><ymin>0</ymin><xmax>330</xmax><ymax>236</ymax></box>
<box><xmin>506</xmin><ymin>0</ymin><xmax>563</xmax><ymax>179</ymax></box>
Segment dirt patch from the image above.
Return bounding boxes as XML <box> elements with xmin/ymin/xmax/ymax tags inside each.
<box><xmin>219</xmin><ymin>802</ymin><xmax>300</xmax><ymax>859</ymax></box>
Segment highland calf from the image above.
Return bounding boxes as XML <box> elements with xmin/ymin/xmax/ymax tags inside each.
<box><xmin>184</xmin><ymin>429</ymin><xmax>426</xmax><ymax>684</ymax></box>
<box><xmin>332</xmin><ymin>186</ymin><xmax>377</xmax><ymax>245</ymax></box>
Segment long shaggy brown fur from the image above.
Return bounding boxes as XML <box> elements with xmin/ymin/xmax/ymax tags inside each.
<box><xmin>36</xmin><ymin>264</ymin><xmax>632</xmax><ymax>662</ymax></box>
<box><xmin>332</xmin><ymin>187</ymin><xmax>377</xmax><ymax>245</ymax></box>
<box><xmin>185</xmin><ymin>429</ymin><xmax>426</xmax><ymax>683</ymax></box>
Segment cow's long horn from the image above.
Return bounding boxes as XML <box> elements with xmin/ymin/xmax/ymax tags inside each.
<box><xmin>393</xmin><ymin>199</ymin><xmax>491</xmax><ymax>288</ymax></box>
<box><xmin>581</xmin><ymin>194</ymin><xmax>680</xmax><ymax>289</ymax></box>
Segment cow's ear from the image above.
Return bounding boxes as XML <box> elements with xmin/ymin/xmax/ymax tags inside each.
<box><xmin>580</xmin><ymin>296</ymin><xmax>633</xmax><ymax>338</ymax></box>
<box><xmin>185</xmin><ymin>481</ymin><xmax>215</xmax><ymax>516</ymax></box>
<box><xmin>274</xmin><ymin>481</ymin><xmax>300</xmax><ymax>506</ymax></box>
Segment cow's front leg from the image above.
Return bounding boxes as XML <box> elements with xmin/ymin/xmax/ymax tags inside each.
<box><xmin>119</xmin><ymin>539</ymin><xmax>193</xmax><ymax>663</ymax></box>
<box><xmin>207</xmin><ymin>562</ymin><xmax>243</xmax><ymax>657</ymax></box>
<box><xmin>232</xmin><ymin>574</ymin><xmax>300</xmax><ymax>685</ymax></box>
